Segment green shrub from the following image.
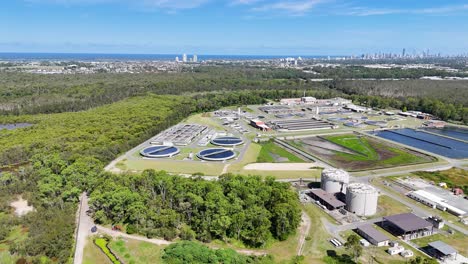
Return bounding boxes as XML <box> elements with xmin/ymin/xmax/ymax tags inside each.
<box><xmin>126</xmin><ymin>224</ymin><xmax>137</xmax><ymax>235</ymax></box>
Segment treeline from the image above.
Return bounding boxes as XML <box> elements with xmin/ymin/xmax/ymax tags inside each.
<box><xmin>348</xmin><ymin>94</ymin><xmax>468</xmax><ymax>123</ymax></box>
<box><xmin>326</xmin><ymin>79</ymin><xmax>468</xmax><ymax>124</ymax></box>
<box><xmin>309</xmin><ymin>65</ymin><xmax>468</xmax><ymax>79</ymax></box>
<box><xmin>0</xmin><ymin>70</ymin><xmax>333</xmax><ymax>115</ymax></box>
<box><xmin>90</xmin><ymin>171</ymin><xmax>301</xmax><ymax>247</ymax></box>
<box><xmin>1</xmin><ymin>67</ymin><xmax>467</xmax><ymax>123</ymax></box>
<box><xmin>329</xmin><ymin>79</ymin><xmax>468</xmax><ymax>105</ymax></box>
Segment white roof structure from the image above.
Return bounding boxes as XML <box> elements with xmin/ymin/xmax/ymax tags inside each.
<box><xmin>429</xmin><ymin>241</ymin><xmax>457</xmax><ymax>256</ymax></box>
<box><xmin>409</xmin><ymin>190</ymin><xmax>466</xmax><ymax>216</ymax></box>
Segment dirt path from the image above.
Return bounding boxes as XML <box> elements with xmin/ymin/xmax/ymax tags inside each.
<box><xmin>96</xmin><ymin>225</ymin><xmax>171</xmax><ymax>245</ymax></box>
<box><xmin>297</xmin><ymin>211</ymin><xmax>311</xmax><ymax>256</ymax></box>
<box><xmin>221</xmin><ymin>163</ymin><xmax>230</xmax><ymax>174</ymax></box>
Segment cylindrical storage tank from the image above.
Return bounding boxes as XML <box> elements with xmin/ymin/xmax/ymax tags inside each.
<box><xmin>320</xmin><ymin>169</ymin><xmax>350</xmax><ymax>194</ymax></box>
<box><xmin>346</xmin><ymin>183</ymin><xmax>378</xmax><ymax>216</ymax></box>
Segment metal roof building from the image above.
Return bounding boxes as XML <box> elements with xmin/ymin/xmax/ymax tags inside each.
<box><xmin>308</xmin><ymin>189</ymin><xmax>345</xmax><ymax>210</ymax></box>
<box><xmin>428</xmin><ymin>241</ymin><xmax>458</xmax><ymax>260</ymax></box>
<box><xmin>383</xmin><ymin>213</ymin><xmax>434</xmax><ymax>240</ymax></box>
<box><xmin>356</xmin><ymin>225</ymin><xmax>389</xmax><ymax>247</ymax></box>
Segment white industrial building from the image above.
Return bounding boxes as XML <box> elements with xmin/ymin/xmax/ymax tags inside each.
<box><xmin>407</xmin><ymin>190</ymin><xmax>466</xmax><ymax>217</ymax></box>
<box><xmin>346</xmin><ymin>183</ymin><xmax>379</xmax><ymax>216</ymax></box>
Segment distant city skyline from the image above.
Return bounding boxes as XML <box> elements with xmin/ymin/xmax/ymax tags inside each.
<box><xmin>1</xmin><ymin>0</ymin><xmax>468</xmax><ymax>55</ymax></box>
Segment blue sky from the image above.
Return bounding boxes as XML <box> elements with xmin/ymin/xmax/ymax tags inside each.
<box><xmin>1</xmin><ymin>0</ymin><xmax>468</xmax><ymax>55</ymax></box>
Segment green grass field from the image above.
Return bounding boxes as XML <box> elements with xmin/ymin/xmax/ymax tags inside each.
<box><xmin>109</xmin><ymin>238</ymin><xmax>165</xmax><ymax>264</ymax></box>
<box><xmin>256</xmin><ymin>141</ymin><xmax>306</xmax><ymax>163</ymax></box>
<box><xmin>374</xmin><ymin>195</ymin><xmax>411</xmax><ymax>217</ymax></box>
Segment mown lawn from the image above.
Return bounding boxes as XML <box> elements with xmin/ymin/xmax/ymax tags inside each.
<box><xmin>108</xmin><ymin>238</ymin><xmax>166</xmax><ymax>264</ymax></box>
<box><xmin>256</xmin><ymin>141</ymin><xmax>306</xmax><ymax>163</ymax></box>
<box><xmin>374</xmin><ymin>195</ymin><xmax>411</xmax><ymax>217</ymax></box>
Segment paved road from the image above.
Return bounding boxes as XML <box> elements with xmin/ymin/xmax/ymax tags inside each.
<box><xmin>73</xmin><ymin>193</ymin><xmax>93</xmax><ymax>264</ymax></box>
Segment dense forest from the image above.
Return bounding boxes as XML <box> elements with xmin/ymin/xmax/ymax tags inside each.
<box><xmin>0</xmin><ymin>92</ymin><xmax>302</xmax><ymax>262</ymax></box>
<box><xmin>1</xmin><ymin>67</ymin><xmax>467</xmax><ymax>123</ymax></box>
<box><xmin>309</xmin><ymin>65</ymin><xmax>468</xmax><ymax>79</ymax></box>
<box><xmin>90</xmin><ymin>172</ymin><xmax>301</xmax><ymax>247</ymax></box>
<box><xmin>0</xmin><ymin>95</ymin><xmax>189</xmax><ymax>262</ymax></box>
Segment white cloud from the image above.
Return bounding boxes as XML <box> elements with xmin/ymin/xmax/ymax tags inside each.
<box><xmin>341</xmin><ymin>4</ymin><xmax>468</xmax><ymax>16</ymax></box>
<box><xmin>24</xmin><ymin>0</ymin><xmax>210</xmax><ymax>9</ymax></box>
<box><xmin>143</xmin><ymin>0</ymin><xmax>210</xmax><ymax>9</ymax></box>
<box><xmin>251</xmin><ymin>0</ymin><xmax>325</xmax><ymax>16</ymax></box>
<box><xmin>231</xmin><ymin>0</ymin><xmax>261</xmax><ymax>5</ymax></box>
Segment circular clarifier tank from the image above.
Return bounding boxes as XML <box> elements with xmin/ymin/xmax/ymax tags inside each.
<box><xmin>197</xmin><ymin>148</ymin><xmax>237</xmax><ymax>161</ymax></box>
<box><xmin>211</xmin><ymin>136</ymin><xmax>244</xmax><ymax>147</ymax></box>
<box><xmin>140</xmin><ymin>145</ymin><xmax>180</xmax><ymax>158</ymax></box>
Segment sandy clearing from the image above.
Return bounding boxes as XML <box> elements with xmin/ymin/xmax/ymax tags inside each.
<box><xmin>243</xmin><ymin>163</ymin><xmax>319</xmax><ymax>171</ymax></box>
<box><xmin>10</xmin><ymin>196</ymin><xmax>34</xmax><ymax>216</ymax></box>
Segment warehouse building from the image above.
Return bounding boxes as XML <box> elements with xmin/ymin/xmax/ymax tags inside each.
<box><xmin>259</xmin><ymin>105</ymin><xmax>293</xmax><ymax>114</ymax></box>
<box><xmin>407</xmin><ymin>190</ymin><xmax>466</xmax><ymax>217</ymax></box>
<box><xmin>269</xmin><ymin>118</ymin><xmax>336</xmax><ymax>131</ymax></box>
<box><xmin>383</xmin><ymin>213</ymin><xmax>434</xmax><ymax>240</ymax></box>
<box><xmin>356</xmin><ymin>225</ymin><xmax>390</xmax><ymax>247</ymax></box>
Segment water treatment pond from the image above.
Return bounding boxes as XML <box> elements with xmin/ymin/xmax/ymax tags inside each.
<box><xmin>371</xmin><ymin>128</ymin><xmax>468</xmax><ymax>159</ymax></box>
<box><xmin>421</xmin><ymin>126</ymin><xmax>468</xmax><ymax>142</ymax></box>
<box><xmin>0</xmin><ymin>123</ymin><xmax>33</xmax><ymax>130</ymax></box>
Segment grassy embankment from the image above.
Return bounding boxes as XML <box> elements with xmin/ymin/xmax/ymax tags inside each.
<box><xmin>256</xmin><ymin>141</ymin><xmax>306</xmax><ymax>163</ymax></box>
<box><xmin>321</xmin><ymin>134</ymin><xmax>433</xmax><ymax>170</ymax></box>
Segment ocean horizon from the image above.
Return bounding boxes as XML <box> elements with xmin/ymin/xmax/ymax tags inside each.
<box><xmin>0</xmin><ymin>52</ymin><xmax>345</xmax><ymax>61</ymax></box>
